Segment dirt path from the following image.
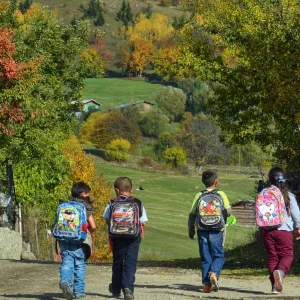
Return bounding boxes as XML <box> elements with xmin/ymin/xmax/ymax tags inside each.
<box><xmin>1</xmin><ymin>260</ymin><xmax>300</xmax><ymax>300</ymax></box>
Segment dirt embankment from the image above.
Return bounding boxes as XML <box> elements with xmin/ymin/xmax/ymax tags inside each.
<box><xmin>1</xmin><ymin>260</ymin><xmax>300</xmax><ymax>300</ymax></box>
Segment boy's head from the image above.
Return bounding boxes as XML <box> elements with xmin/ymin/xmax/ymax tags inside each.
<box><xmin>202</xmin><ymin>169</ymin><xmax>218</xmax><ymax>188</ymax></box>
<box><xmin>114</xmin><ymin>177</ymin><xmax>132</xmax><ymax>195</ymax></box>
<box><xmin>71</xmin><ymin>182</ymin><xmax>91</xmax><ymax>198</ymax></box>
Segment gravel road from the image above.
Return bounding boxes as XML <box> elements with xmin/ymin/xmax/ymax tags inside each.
<box><xmin>1</xmin><ymin>260</ymin><xmax>300</xmax><ymax>300</ymax></box>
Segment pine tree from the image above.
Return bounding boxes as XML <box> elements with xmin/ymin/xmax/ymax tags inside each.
<box><xmin>117</xmin><ymin>0</ymin><xmax>133</xmax><ymax>28</ymax></box>
<box><xmin>117</xmin><ymin>0</ymin><xmax>126</xmax><ymax>22</ymax></box>
<box><xmin>125</xmin><ymin>2</ymin><xmax>133</xmax><ymax>25</ymax></box>
<box><xmin>94</xmin><ymin>0</ymin><xmax>105</xmax><ymax>26</ymax></box>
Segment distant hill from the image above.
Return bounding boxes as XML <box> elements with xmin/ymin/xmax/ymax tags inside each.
<box><xmin>10</xmin><ymin>0</ymin><xmax>184</xmax><ymax>74</ymax></box>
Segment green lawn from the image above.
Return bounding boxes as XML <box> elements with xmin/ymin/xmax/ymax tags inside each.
<box><xmin>83</xmin><ymin>78</ymin><xmax>166</xmax><ymax>110</ymax></box>
<box><xmin>88</xmin><ymin>151</ymin><xmax>259</xmax><ymax>263</ymax></box>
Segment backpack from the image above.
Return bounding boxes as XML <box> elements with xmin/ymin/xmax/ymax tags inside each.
<box><xmin>53</xmin><ymin>201</ymin><xmax>88</xmax><ymax>243</ymax></box>
<box><xmin>108</xmin><ymin>196</ymin><xmax>141</xmax><ymax>239</ymax></box>
<box><xmin>196</xmin><ymin>189</ymin><xmax>226</xmax><ymax>231</ymax></box>
<box><xmin>255</xmin><ymin>185</ymin><xmax>288</xmax><ymax>228</ymax></box>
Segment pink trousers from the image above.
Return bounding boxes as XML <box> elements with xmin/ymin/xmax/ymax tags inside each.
<box><xmin>262</xmin><ymin>228</ymin><xmax>294</xmax><ymax>285</ymax></box>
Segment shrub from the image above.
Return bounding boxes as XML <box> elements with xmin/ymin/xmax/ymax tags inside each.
<box><xmin>82</xmin><ymin>111</ymin><xmax>141</xmax><ymax>153</ymax></box>
<box><xmin>138</xmin><ymin>157</ymin><xmax>153</xmax><ymax>168</ymax></box>
<box><xmin>138</xmin><ymin>110</ymin><xmax>169</xmax><ymax>138</ymax></box>
<box><xmin>162</xmin><ymin>146</ymin><xmax>186</xmax><ymax>168</ymax></box>
<box><xmin>105</xmin><ymin>138</ymin><xmax>131</xmax><ymax>162</ymax></box>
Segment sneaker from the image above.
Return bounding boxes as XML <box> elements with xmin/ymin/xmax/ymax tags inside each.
<box><xmin>271</xmin><ymin>286</ymin><xmax>281</xmax><ymax>294</ymax></box>
<box><xmin>60</xmin><ymin>281</ymin><xmax>74</xmax><ymax>300</ymax></box>
<box><xmin>202</xmin><ymin>284</ymin><xmax>212</xmax><ymax>293</ymax></box>
<box><xmin>109</xmin><ymin>283</ymin><xmax>121</xmax><ymax>298</ymax></box>
<box><xmin>124</xmin><ymin>288</ymin><xmax>134</xmax><ymax>300</ymax></box>
<box><xmin>273</xmin><ymin>270</ymin><xmax>283</xmax><ymax>292</ymax></box>
<box><xmin>209</xmin><ymin>273</ymin><xmax>219</xmax><ymax>292</ymax></box>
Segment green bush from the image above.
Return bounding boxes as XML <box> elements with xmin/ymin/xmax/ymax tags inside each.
<box><xmin>105</xmin><ymin>138</ymin><xmax>131</xmax><ymax>161</ymax></box>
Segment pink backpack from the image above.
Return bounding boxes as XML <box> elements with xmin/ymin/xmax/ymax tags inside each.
<box><xmin>255</xmin><ymin>185</ymin><xmax>288</xmax><ymax>228</ymax></box>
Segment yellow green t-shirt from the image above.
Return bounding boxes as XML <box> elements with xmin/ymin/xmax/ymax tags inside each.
<box><xmin>190</xmin><ymin>189</ymin><xmax>230</xmax><ymax>214</ymax></box>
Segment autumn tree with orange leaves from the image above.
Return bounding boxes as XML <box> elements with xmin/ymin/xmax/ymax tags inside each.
<box><xmin>118</xmin><ymin>12</ymin><xmax>173</xmax><ymax>76</ymax></box>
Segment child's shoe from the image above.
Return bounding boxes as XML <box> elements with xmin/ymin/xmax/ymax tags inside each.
<box><xmin>202</xmin><ymin>284</ymin><xmax>212</xmax><ymax>293</ymax></box>
<box><xmin>209</xmin><ymin>273</ymin><xmax>219</xmax><ymax>292</ymax></box>
<box><xmin>60</xmin><ymin>281</ymin><xmax>74</xmax><ymax>300</ymax></box>
<box><xmin>109</xmin><ymin>283</ymin><xmax>122</xmax><ymax>298</ymax></box>
<box><xmin>273</xmin><ymin>270</ymin><xmax>284</xmax><ymax>292</ymax></box>
<box><xmin>124</xmin><ymin>288</ymin><xmax>134</xmax><ymax>299</ymax></box>
<box><xmin>271</xmin><ymin>285</ymin><xmax>281</xmax><ymax>294</ymax></box>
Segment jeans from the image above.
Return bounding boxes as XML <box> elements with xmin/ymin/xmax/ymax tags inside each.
<box><xmin>59</xmin><ymin>242</ymin><xmax>87</xmax><ymax>297</ymax></box>
<box><xmin>262</xmin><ymin>228</ymin><xmax>293</xmax><ymax>285</ymax></box>
<box><xmin>197</xmin><ymin>230</ymin><xmax>225</xmax><ymax>285</ymax></box>
<box><xmin>111</xmin><ymin>235</ymin><xmax>141</xmax><ymax>293</ymax></box>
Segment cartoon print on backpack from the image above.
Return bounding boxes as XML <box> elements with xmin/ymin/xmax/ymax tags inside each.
<box><xmin>53</xmin><ymin>201</ymin><xmax>88</xmax><ymax>242</ymax></box>
<box><xmin>255</xmin><ymin>185</ymin><xmax>288</xmax><ymax>228</ymax></box>
<box><xmin>196</xmin><ymin>189</ymin><xmax>225</xmax><ymax>230</ymax></box>
<box><xmin>109</xmin><ymin>197</ymin><xmax>140</xmax><ymax>238</ymax></box>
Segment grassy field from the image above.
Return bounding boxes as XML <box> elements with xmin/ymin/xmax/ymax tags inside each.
<box><xmin>85</xmin><ymin>147</ymin><xmax>262</xmax><ymax>266</ymax></box>
<box><xmin>83</xmin><ymin>78</ymin><xmax>166</xmax><ymax>110</ymax></box>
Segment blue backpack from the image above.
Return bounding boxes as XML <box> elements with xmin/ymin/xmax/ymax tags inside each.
<box><xmin>53</xmin><ymin>201</ymin><xmax>88</xmax><ymax>243</ymax></box>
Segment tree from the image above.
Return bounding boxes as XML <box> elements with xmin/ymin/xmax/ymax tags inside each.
<box><xmin>138</xmin><ymin>110</ymin><xmax>169</xmax><ymax>138</ymax></box>
<box><xmin>63</xmin><ymin>136</ymin><xmax>112</xmax><ymax>262</ymax></box>
<box><xmin>0</xmin><ymin>2</ymin><xmax>95</xmax><ymax>215</ymax></box>
<box><xmin>105</xmin><ymin>138</ymin><xmax>131</xmax><ymax>162</ymax></box>
<box><xmin>162</xmin><ymin>146</ymin><xmax>186</xmax><ymax>168</ymax></box>
<box><xmin>178</xmin><ymin>78</ymin><xmax>216</xmax><ymax>114</ymax></box>
<box><xmin>154</xmin><ymin>132</ymin><xmax>178</xmax><ymax>160</ymax></box>
<box><xmin>80</xmin><ymin>48</ymin><xmax>105</xmax><ymax>78</ymax></box>
<box><xmin>169</xmin><ymin>0</ymin><xmax>300</xmax><ymax>172</ymax></box>
<box><xmin>80</xmin><ymin>0</ymin><xmax>105</xmax><ymax>26</ymax></box>
<box><xmin>179</xmin><ymin>112</ymin><xmax>226</xmax><ymax>169</ymax></box>
<box><xmin>156</xmin><ymin>86</ymin><xmax>186</xmax><ymax>122</ymax></box>
<box><xmin>19</xmin><ymin>0</ymin><xmax>32</xmax><ymax>14</ymax></box>
<box><xmin>85</xmin><ymin>111</ymin><xmax>142</xmax><ymax>153</ymax></box>
<box><xmin>117</xmin><ymin>0</ymin><xmax>133</xmax><ymax>28</ymax></box>
<box><xmin>118</xmin><ymin>12</ymin><xmax>173</xmax><ymax>76</ymax></box>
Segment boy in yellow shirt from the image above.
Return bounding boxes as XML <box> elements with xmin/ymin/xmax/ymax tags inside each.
<box><xmin>188</xmin><ymin>169</ymin><xmax>231</xmax><ymax>293</ymax></box>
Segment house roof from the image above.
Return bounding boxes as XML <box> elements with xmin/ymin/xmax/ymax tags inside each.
<box><xmin>82</xmin><ymin>99</ymin><xmax>101</xmax><ymax>106</ymax></box>
<box><xmin>116</xmin><ymin>100</ymin><xmax>154</xmax><ymax>109</ymax></box>
<box><xmin>71</xmin><ymin>99</ymin><xmax>101</xmax><ymax>106</ymax></box>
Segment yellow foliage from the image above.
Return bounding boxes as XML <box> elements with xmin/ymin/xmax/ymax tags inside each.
<box><xmin>63</xmin><ymin>135</ymin><xmax>112</xmax><ymax>262</ymax></box>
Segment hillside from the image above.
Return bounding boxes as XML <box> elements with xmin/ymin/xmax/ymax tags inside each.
<box><xmin>14</xmin><ymin>0</ymin><xmax>184</xmax><ymax>73</ymax></box>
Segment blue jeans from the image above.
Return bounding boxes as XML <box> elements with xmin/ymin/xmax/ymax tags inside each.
<box><xmin>197</xmin><ymin>230</ymin><xmax>225</xmax><ymax>285</ymax></box>
<box><xmin>111</xmin><ymin>235</ymin><xmax>141</xmax><ymax>293</ymax></box>
<box><xmin>59</xmin><ymin>242</ymin><xmax>87</xmax><ymax>297</ymax></box>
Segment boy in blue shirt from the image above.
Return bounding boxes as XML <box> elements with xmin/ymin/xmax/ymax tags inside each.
<box><xmin>103</xmin><ymin>177</ymin><xmax>148</xmax><ymax>300</ymax></box>
<box><xmin>188</xmin><ymin>170</ymin><xmax>231</xmax><ymax>293</ymax></box>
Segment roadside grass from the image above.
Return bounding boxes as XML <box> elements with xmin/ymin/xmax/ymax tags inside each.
<box><xmin>83</xmin><ymin>78</ymin><xmax>166</xmax><ymax>110</ymax></box>
<box><xmin>84</xmin><ymin>146</ymin><xmax>269</xmax><ymax>274</ymax></box>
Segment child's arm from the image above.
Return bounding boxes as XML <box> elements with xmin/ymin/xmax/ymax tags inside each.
<box><xmin>188</xmin><ymin>213</ymin><xmax>196</xmax><ymax>240</ymax></box>
<box><xmin>88</xmin><ymin>215</ymin><xmax>96</xmax><ymax>233</ymax></box>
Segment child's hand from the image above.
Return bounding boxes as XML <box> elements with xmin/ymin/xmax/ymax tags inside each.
<box><xmin>188</xmin><ymin>229</ymin><xmax>195</xmax><ymax>240</ymax></box>
<box><xmin>295</xmin><ymin>228</ymin><xmax>300</xmax><ymax>240</ymax></box>
<box><xmin>141</xmin><ymin>222</ymin><xmax>147</xmax><ymax>226</ymax></box>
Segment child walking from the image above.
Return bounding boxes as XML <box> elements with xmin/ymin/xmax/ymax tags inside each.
<box><xmin>258</xmin><ymin>167</ymin><xmax>300</xmax><ymax>294</ymax></box>
<box><xmin>188</xmin><ymin>169</ymin><xmax>231</xmax><ymax>293</ymax></box>
<box><xmin>103</xmin><ymin>177</ymin><xmax>148</xmax><ymax>300</ymax></box>
<box><xmin>56</xmin><ymin>182</ymin><xmax>96</xmax><ymax>300</ymax></box>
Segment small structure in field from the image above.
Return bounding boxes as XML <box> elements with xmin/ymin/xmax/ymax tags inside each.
<box><xmin>116</xmin><ymin>101</ymin><xmax>154</xmax><ymax>112</ymax></box>
<box><xmin>231</xmin><ymin>200</ymin><xmax>256</xmax><ymax>226</ymax></box>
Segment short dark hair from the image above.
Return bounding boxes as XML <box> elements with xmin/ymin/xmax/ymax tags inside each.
<box><xmin>202</xmin><ymin>169</ymin><xmax>218</xmax><ymax>187</ymax></box>
<box><xmin>71</xmin><ymin>182</ymin><xmax>91</xmax><ymax>198</ymax></box>
<box><xmin>114</xmin><ymin>177</ymin><xmax>132</xmax><ymax>192</ymax></box>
